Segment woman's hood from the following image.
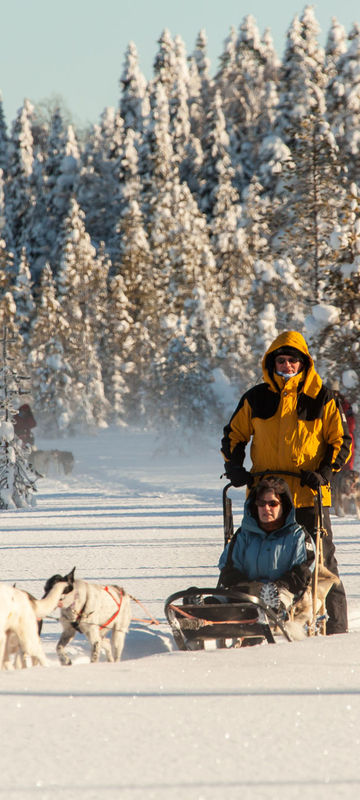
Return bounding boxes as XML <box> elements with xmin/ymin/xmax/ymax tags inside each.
<box><xmin>262</xmin><ymin>330</ymin><xmax>322</xmax><ymax>397</ymax></box>
<box><xmin>242</xmin><ymin>491</ymin><xmax>297</xmax><ymax>537</ymax></box>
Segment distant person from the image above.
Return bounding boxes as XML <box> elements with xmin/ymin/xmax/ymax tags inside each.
<box><xmin>13</xmin><ymin>403</ymin><xmax>37</xmax><ymax>446</ymax></box>
<box><xmin>221</xmin><ymin>331</ymin><xmax>352</xmax><ymax>635</ymax></box>
<box><xmin>330</xmin><ymin>380</ymin><xmax>356</xmax><ymax>470</ymax></box>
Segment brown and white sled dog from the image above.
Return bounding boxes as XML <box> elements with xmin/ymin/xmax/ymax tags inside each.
<box><xmin>287</xmin><ymin>564</ymin><xmax>341</xmax><ymax>640</ymax></box>
<box><xmin>0</xmin><ymin>576</ymin><xmax>74</xmax><ymax>670</ymax></box>
<box><xmin>332</xmin><ymin>469</ymin><xmax>360</xmax><ymax>518</ymax></box>
<box><xmin>43</xmin><ymin>568</ymin><xmax>131</xmax><ymax>665</ymax></box>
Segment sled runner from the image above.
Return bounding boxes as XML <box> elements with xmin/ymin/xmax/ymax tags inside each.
<box><xmin>164</xmin><ymin>586</ymin><xmax>292</xmax><ymax>651</ymax></box>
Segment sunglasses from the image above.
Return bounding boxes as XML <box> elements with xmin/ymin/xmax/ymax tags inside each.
<box><xmin>256</xmin><ymin>500</ymin><xmax>281</xmax><ymax>508</ymax></box>
<box><xmin>275</xmin><ymin>357</ymin><xmax>302</xmax><ymax>365</ymax></box>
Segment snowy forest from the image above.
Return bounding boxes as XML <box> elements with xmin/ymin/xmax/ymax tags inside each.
<box><xmin>0</xmin><ymin>5</ymin><xmax>359</xmax><ymax>440</ymax></box>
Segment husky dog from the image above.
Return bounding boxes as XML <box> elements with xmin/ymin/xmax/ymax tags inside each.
<box><xmin>332</xmin><ymin>469</ymin><xmax>360</xmax><ymax>518</ymax></box>
<box><xmin>288</xmin><ymin>564</ymin><xmax>341</xmax><ymax>639</ymax></box>
<box><xmin>30</xmin><ymin>449</ymin><xmax>74</xmax><ymax>477</ymax></box>
<box><xmin>43</xmin><ymin>568</ymin><xmax>131</xmax><ymax>665</ymax></box>
<box><xmin>0</xmin><ymin>575</ymin><xmax>74</xmax><ymax>670</ymax></box>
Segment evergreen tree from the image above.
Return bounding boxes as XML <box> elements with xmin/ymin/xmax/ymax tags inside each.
<box><xmin>103</xmin><ymin>272</ymin><xmax>133</xmax><ymax>425</ymax></box>
<box><xmin>78</xmin><ymin>109</ymin><xmax>121</xmax><ymax>248</ymax></box>
<box><xmin>313</xmin><ymin>181</ymin><xmax>360</xmax><ymax>394</ymax></box>
<box><xmin>276</xmin><ymin>6</ymin><xmax>325</xmax><ymax>146</ymax></box>
<box><xmin>169</xmin><ymin>39</ymin><xmax>192</xmax><ymax>169</ymax></box>
<box><xmin>325</xmin><ymin>17</ymin><xmax>347</xmax><ymax>81</ymax></box>
<box><xmin>217</xmin><ymin>15</ymin><xmax>270</xmax><ymax>192</ymax></box>
<box><xmin>27</xmin><ymin>264</ymin><xmax>69</xmax><ymax>436</ymax></box>
<box><xmin>0</xmin><ymin>237</ymin><xmax>15</xmax><ymax>290</ymax></box>
<box><xmin>198</xmin><ymin>90</ymin><xmax>234</xmax><ymax>220</ymax></box>
<box><xmin>5</xmin><ymin>99</ymin><xmax>35</xmax><ymax>258</ymax></box>
<box><xmin>55</xmin><ymin>198</ymin><xmax>109</xmax><ymax>432</ymax></box>
<box><xmin>0</xmin><ymin>93</ymin><xmax>8</xmax><ymax>174</ymax></box>
<box><xmin>189</xmin><ymin>28</ymin><xmax>214</xmax><ymax>126</ymax></box>
<box><xmin>13</xmin><ymin>247</ymin><xmax>35</xmax><ymax>341</ymax></box>
<box><xmin>0</xmin><ymin>327</ymin><xmax>37</xmax><ymax>509</ymax></box>
<box><xmin>47</xmin><ymin>123</ymin><xmax>81</xmax><ymax>268</ymax></box>
<box><xmin>153</xmin><ymin>29</ymin><xmax>177</xmax><ymax>100</ymax></box>
<box><xmin>119</xmin><ymin>41</ymin><xmax>148</xmax><ymax>134</ymax></box>
<box><xmin>326</xmin><ymin>23</ymin><xmax>360</xmax><ymax>182</ymax></box>
<box><xmin>278</xmin><ymin>108</ymin><xmax>344</xmax><ymax>302</ymax></box>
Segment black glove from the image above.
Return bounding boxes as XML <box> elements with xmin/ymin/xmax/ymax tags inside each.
<box><xmin>300</xmin><ymin>466</ymin><xmax>332</xmax><ymax>491</ymax></box>
<box><xmin>224</xmin><ymin>464</ymin><xmax>253</xmax><ymax>488</ymax></box>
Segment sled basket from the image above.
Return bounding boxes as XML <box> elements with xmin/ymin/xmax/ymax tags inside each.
<box><xmin>164</xmin><ymin>587</ymin><xmax>292</xmax><ymax>650</ymax></box>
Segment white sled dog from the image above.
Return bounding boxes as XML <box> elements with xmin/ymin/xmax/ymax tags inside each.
<box><xmin>0</xmin><ymin>576</ymin><xmax>74</xmax><ymax>670</ymax></box>
<box><xmin>43</xmin><ymin>568</ymin><xmax>131</xmax><ymax>665</ymax></box>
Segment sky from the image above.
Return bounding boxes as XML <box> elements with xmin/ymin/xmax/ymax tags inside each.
<box><xmin>1</xmin><ymin>0</ymin><xmax>360</xmax><ymax>131</ymax></box>
<box><xmin>1</xmin><ymin>425</ymin><xmax>360</xmax><ymax>798</ymax></box>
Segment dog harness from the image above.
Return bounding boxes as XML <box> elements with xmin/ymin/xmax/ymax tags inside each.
<box><xmin>99</xmin><ymin>586</ymin><xmax>124</xmax><ymax>629</ymax></box>
<box><xmin>68</xmin><ymin>587</ymin><xmax>124</xmax><ymax>631</ymax></box>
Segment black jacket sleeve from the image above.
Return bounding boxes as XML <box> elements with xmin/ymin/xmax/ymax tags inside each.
<box><xmin>276</xmin><ymin>529</ymin><xmax>315</xmax><ymax>596</ymax></box>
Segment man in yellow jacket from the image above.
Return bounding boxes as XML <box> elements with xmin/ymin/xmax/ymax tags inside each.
<box><xmin>221</xmin><ymin>331</ymin><xmax>352</xmax><ymax>634</ymax></box>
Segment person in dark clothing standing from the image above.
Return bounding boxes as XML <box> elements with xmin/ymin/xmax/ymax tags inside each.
<box><xmin>13</xmin><ymin>404</ymin><xmax>37</xmax><ymax>446</ymax></box>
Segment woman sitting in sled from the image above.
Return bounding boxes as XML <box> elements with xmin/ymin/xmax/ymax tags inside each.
<box><xmin>218</xmin><ymin>476</ymin><xmax>315</xmax><ymax>627</ymax></box>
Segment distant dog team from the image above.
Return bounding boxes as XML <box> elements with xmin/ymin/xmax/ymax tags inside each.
<box><xmin>0</xmin><ymin>567</ymin><xmax>131</xmax><ymax>670</ymax></box>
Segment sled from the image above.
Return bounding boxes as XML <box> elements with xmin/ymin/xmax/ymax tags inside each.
<box><xmin>164</xmin><ymin>586</ymin><xmax>292</xmax><ymax>650</ymax></box>
<box><xmin>164</xmin><ymin>474</ymin><xmax>329</xmax><ymax>650</ymax></box>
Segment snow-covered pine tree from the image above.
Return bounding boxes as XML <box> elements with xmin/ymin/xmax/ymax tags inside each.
<box><xmin>26</xmin><ymin>147</ymin><xmax>52</xmax><ymax>279</ymax></box>
<box><xmin>13</xmin><ymin>246</ymin><xmax>35</xmax><ymax>342</ymax></box>
<box><xmin>210</xmin><ymin>176</ymin><xmax>253</xmax><ymax>385</ymax></box>
<box><xmin>0</xmin><ymin>169</ymin><xmax>5</xmax><ymax>236</ymax></box>
<box><xmin>277</xmin><ymin>106</ymin><xmax>344</xmax><ymax>303</ymax></box>
<box><xmin>145</xmin><ymin>176</ymin><xmax>224</xmax><ymax>430</ymax></box>
<box><xmin>216</xmin><ymin>15</ymin><xmax>270</xmax><ymax>193</ymax></box>
<box><xmin>198</xmin><ymin>90</ymin><xmax>234</xmax><ymax>221</ymax></box>
<box><xmin>78</xmin><ymin>118</ymin><xmax>111</xmax><ymax>248</ymax></box>
<box><xmin>46</xmin><ymin>123</ymin><xmax>81</xmax><ymax>269</ymax></box>
<box><xmin>215</xmin><ymin>25</ymin><xmax>238</xmax><ymax>104</ymax></box>
<box><xmin>187</xmin><ymin>28</ymin><xmax>214</xmax><ymax>142</ymax></box>
<box><xmin>5</xmin><ymin>99</ymin><xmax>35</xmax><ymax>259</ymax></box>
<box><xmin>103</xmin><ymin>272</ymin><xmax>133</xmax><ymax>426</ymax></box>
<box><xmin>169</xmin><ymin>37</ymin><xmax>192</xmax><ymax>170</ymax></box>
<box><xmin>0</xmin><ymin>237</ymin><xmax>14</xmax><ymax>292</ymax></box>
<box><xmin>31</xmin><ymin>106</ymin><xmax>66</xmax><ymax>270</ymax></box>
<box><xmin>240</xmin><ymin>174</ymin><xmax>304</xmax><ymax>365</ymax></box>
<box><xmin>119</xmin><ymin>41</ymin><xmax>148</xmax><ymax>135</ymax></box>
<box><xmin>310</xmin><ymin>180</ymin><xmax>360</xmax><ymax>397</ymax></box>
<box><xmin>325</xmin><ymin>16</ymin><xmax>347</xmax><ymax>82</ymax></box>
<box><xmin>0</xmin><ymin>326</ymin><xmax>37</xmax><ymax>509</ymax></box>
<box><xmin>276</xmin><ymin>6</ymin><xmax>326</xmax><ymax>148</ymax></box>
<box><xmin>55</xmin><ymin>198</ymin><xmax>109</xmax><ymax>432</ymax></box>
<box><xmin>153</xmin><ymin>29</ymin><xmax>177</xmax><ymax>100</ymax></box>
<box><xmin>27</xmin><ymin>263</ymin><xmax>72</xmax><ymax>437</ymax></box>
<box><xmin>108</xmin><ymin>197</ymin><xmax>161</xmax><ymax>424</ymax></box>
<box><xmin>150</xmin><ymin>322</ymin><xmax>222</xmax><ymax>446</ymax></box>
<box><xmin>0</xmin><ymin>92</ymin><xmax>8</xmax><ymax>174</ymax></box>
<box><xmin>325</xmin><ymin>23</ymin><xmax>360</xmax><ymax>183</ymax></box>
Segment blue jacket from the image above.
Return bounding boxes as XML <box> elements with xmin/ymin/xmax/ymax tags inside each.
<box><xmin>218</xmin><ymin>496</ymin><xmax>314</xmax><ymax>592</ymax></box>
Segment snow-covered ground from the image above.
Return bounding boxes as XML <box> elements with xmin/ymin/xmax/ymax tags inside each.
<box><xmin>1</xmin><ymin>427</ymin><xmax>360</xmax><ymax>800</ymax></box>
